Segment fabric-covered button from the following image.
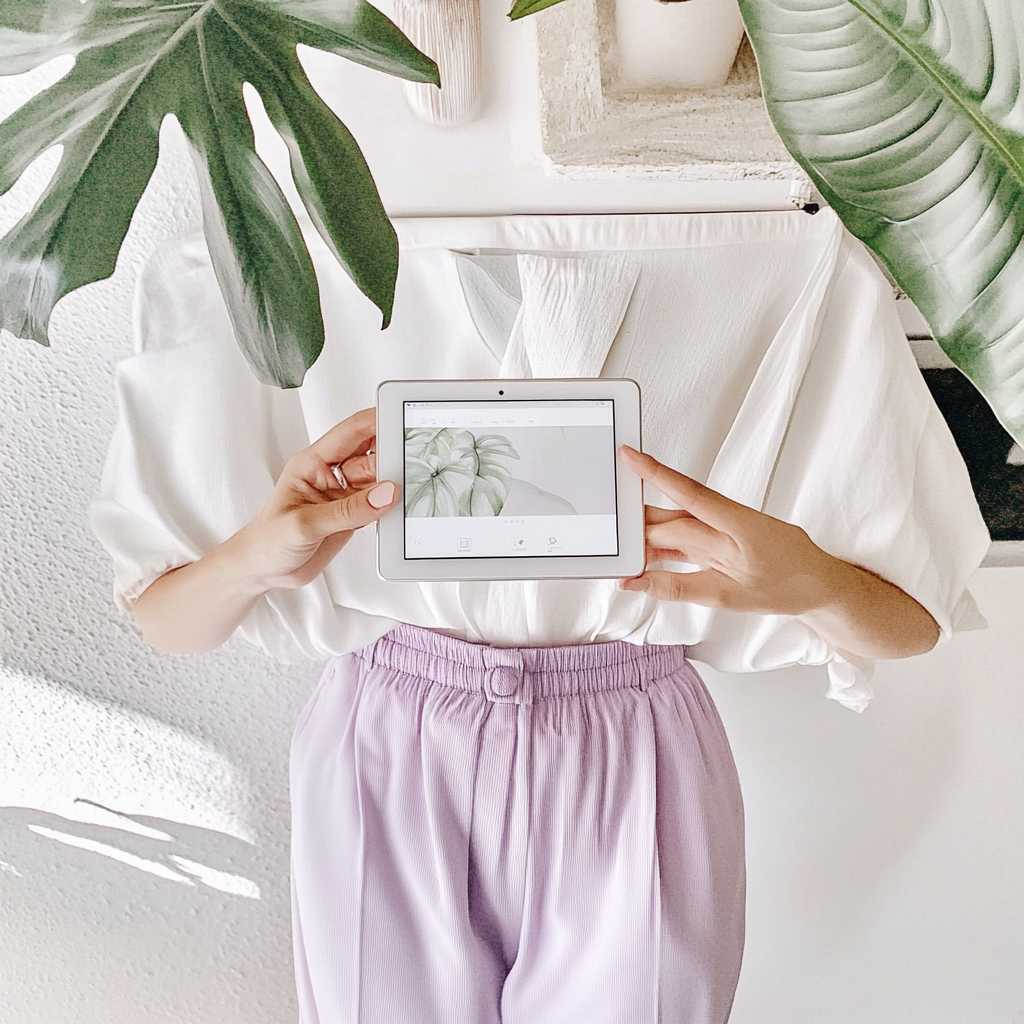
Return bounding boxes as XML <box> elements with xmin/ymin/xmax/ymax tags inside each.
<box><xmin>485</xmin><ymin>666</ymin><xmax>520</xmax><ymax>700</ymax></box>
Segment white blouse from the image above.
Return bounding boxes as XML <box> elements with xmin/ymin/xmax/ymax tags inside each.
<box><xmin>90</xmin><ymin>210</ymin><xmax>990</xmax><ymax>712</ymax></box>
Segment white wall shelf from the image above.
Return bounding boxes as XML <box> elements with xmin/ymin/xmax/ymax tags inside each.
<box><xmin>535</xmin><ymin>0</ymin><xmax>799</xmax><ymax>180</ymax></box>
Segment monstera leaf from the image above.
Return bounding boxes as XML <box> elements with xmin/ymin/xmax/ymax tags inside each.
<box><xmin>454</xmin><ymin>432</ymin><xmax>520</xmax><ymax>516</ymax></box>
<box><xmin>404</xmin><ymin>427</ymin><xmax>476</xmax><ymax>517</ymax></box>
<box><xmin>0</xmin><ymin>0</ymin><xmax>438</xmax><ymax>387</ymax></box>
<box><xmin>404</xmin><ymin>427</ymin><xmax>520</xmax><ymax>516</ymax></box>
<box><xmin>404</xmin><ymin>454</ymin><xmax>478</xmax><ymax>516</ymax></box>
<box><xmin>404</xmin><ymin>426</ymin><xmax>459</xmax><ymax>464</ymax></box>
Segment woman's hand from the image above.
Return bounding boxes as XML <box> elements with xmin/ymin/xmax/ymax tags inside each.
<box><xmin>617</xmin><ymin>445</ymin><xmax>940</xmax><ymax>659</ymax></box>
<box><xmin>133</xmin><ymin>408</ymin><xmax>399</xmax><ymax>653</ymax></box>
<box><xmin>238</xmin><ymin>408</ymin><xmax>397</xmax><ymax>591</ymax></box>
<box><xmin>617</xmin><ymin>445</ymin><xmax>834</xmax><ymax>614</ymax></box>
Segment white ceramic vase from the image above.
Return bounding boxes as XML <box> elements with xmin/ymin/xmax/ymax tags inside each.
<box><xmin>392</xmin><ymin>0</ymin><xmax>482</xmax><ymax>129</ymax></box>
<box><xmin>614</xmin><ymin>0</ymin><xmax>746</xmax><ymax>90</ymax></box>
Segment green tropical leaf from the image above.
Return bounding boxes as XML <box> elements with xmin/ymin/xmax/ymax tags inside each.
<box><xmin>405</xmin><ymin>427</ymin><xmax>457</xmax><ymax>464</ymax></box>
<box><xmin>404</xmin><ymin>428</ymin><xmax>520</xmax><ymax>516</ymax></box>
<box><xmin>452</xmin><ymin>431</ymin><xmax>519</xmax><ymax>516</ymax></box>
<box><xmin>405</xmin><ymin>452</ymin><xmax>475</xmax><ymax>517</ymax></box>
<box><xmin>458</xmin><ymin>476</ymin><xmax>505</xmax><ymax>516</ymax></box>
<box><xmin>508</xmin><ymin>0</ymin><xmax>567</xmax><ymax>21</ymax></box>
<box><xmin>740</xmin><ymin>0</ymin><xmax>1024</xmax><ymax>444</ymax></box>
<box><xmin>0</xmin><ymin>0</ymin><xmax>438</xmax><ymax>387</ymax></box>
<box><xmin>469</xmin><ymin>433</ymin><xmax>520</xmax><ymax>462</ymax></box>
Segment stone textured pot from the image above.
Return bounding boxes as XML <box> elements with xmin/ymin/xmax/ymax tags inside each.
<box><xmin>614</xmin><ymin>0</ymin><xmax>746</xmax><ymax>90</ymax></box>
<box><xmin>392</xmin><ymin>0</ymin><xmax>482</xmax><ymax>128</ymax></box>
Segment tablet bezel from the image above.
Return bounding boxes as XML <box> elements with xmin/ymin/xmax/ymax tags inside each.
<box><xmin>376</xmin><ymin>378</ymin><xmax>644</xmax><ymax>582</ymax></box>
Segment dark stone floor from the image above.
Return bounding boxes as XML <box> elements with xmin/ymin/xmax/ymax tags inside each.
<box><xmin>922</xmin><ymin>368</ymin><xmax>1024</xmax><ymax>541</ymax></box>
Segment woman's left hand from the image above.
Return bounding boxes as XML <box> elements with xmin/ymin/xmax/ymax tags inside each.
<box><xmin>617</xmin><ymin>445</ymin><xmax>835</xmax><ymax>615</ymax></box>
<box><xmin>617</xmin><ymin>445</ymin><xmax>940</xmax><ymax>659</ymax></box>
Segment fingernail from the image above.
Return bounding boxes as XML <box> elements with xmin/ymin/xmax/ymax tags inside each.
<box><xmin>620</xmin><ymin>575</ymin><xmax>650</xmax><ymax>592</ymax></box>
<box><xmin>367</xmin><ymin>481</ymin><xmax>395</xmax><ymax>508</ymax></box>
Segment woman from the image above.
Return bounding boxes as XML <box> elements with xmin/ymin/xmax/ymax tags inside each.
<box><xmin>93</xmin><ymin>209</ymin><xmax>988</xmax><ymax>1022</ymax></box>
<box><xmin>127</xmin><ymin>406</ymin><xmax>940</xmax><ymax>1024</ymax></box>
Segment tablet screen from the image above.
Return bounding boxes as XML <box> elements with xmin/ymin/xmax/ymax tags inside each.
<box><xmin>403</xmin><ymin>399</ymin><xmax>618</xmax><ymax>559</ymax></box>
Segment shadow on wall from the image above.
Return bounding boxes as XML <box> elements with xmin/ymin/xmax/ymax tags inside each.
<box><xmin>0</xmin><ymin>807</ymin><xmax>291</xmax><ymax>1024</ymax></box>
<box><xmin>0</xmin><ymin>665</ymin><xmax>298</xmax><ymax>1024</ymax></box>
<box><xmin>1</xmin><ymin>804</ymin><xmax>260</xmax><ymax>897</ymax></box>
<box><xmin>0</xmin><ymin>805</ymin><xmax>262</xmax><ymax>898</ymax></box>
<box><xmin>0</xmin><ymin>663</ymin><xmax>263</xmax><ymax>899</ymax></box>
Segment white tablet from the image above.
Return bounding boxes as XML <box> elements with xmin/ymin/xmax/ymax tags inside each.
<box><xmin>376</xmin><ymin>378</ymin><xmax>644</xmax><ymax>581</ymax></box>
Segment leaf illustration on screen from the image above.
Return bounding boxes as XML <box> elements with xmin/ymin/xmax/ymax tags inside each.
<box><xmin>453</xmin><ymin>433</ymin><xmax>520</xmax><ymax>516</ymax></box>
<box><xmin>404</xmin><ymin>427</ymin><xmax>458</xmax><ymax>463</ymax></box>
<box><xmin>404</xmin><ymin>452</ymin><xmax>475</xmax><ymax>516</ymax></box>
<box><xmin>404</xmin><ymin>428</ymin><xmax>519</xmax><ymax>517</ymax></box>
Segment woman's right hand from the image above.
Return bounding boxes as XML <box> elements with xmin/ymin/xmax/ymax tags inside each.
<box><xmin>133</xmin><ymin>408</ymin><xmax>399</xmax><ymax>653</ymax></box>
<box><xmin>237</xmin><ymin>408</ymin><xmax>399</xmax><ymax>591</ymax></box>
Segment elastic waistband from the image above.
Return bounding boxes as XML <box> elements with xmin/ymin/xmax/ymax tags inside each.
<box><xmin>356</xmin><ymin>624</ymin><xmax>690</xmax><ymax>705</ymax></box>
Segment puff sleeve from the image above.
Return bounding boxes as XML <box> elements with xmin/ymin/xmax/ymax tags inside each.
<box><xmin>89</xmin><ymin>233</ymin><xmax>402</xmax><ymax>661</ymax></box>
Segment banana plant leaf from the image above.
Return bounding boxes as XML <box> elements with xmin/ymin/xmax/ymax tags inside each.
<box><xmin>739</xmin><ymin>0</ymin><xmax>1024</xmax><ymax>446</ymax></box>
<box><xmin>0</xmin><ymin>0</ymin><xmax>438</xmax><ymax>387</ymax></box>
<box><xmin>509</xmin><ymin>0</ymin><xmax>1024</xmax><ymax>445</ymax></box>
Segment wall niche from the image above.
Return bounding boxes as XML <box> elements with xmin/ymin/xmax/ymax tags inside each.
<box><xmin>536</xmin><ymin>0</ymin><xmax>797</xmax><ymax>179</ymax></box>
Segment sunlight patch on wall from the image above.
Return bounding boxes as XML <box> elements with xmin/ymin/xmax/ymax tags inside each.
<box><xmin>0</xmin><ymin>667</ymin><xmax>254</xmax><ymax>843</ymax></box>
<box><xmin>169</xmin><ymin>855</ymin><xmax>261</xmax><ymax>899</ymax></box>
<box><xmin>21</xmin><ymin>823</ymin><xmax>263</xmax><ymax>897</ymax></box>
<box><xmin>28</xmin><ymin>825</ymin><xmax>197</xmax><ymax>885</ymax></box>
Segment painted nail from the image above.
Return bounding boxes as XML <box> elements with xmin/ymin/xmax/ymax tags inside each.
<box><xmin>367</xmin><ymin>481</ymin><xmax>395</xmax><ymax>508</ymax></box>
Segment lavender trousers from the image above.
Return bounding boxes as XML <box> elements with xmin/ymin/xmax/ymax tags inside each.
<box><xmin>290</xmin><ymin>624</ymin><xmax>745</xmax><ymax>1024</ymax></box>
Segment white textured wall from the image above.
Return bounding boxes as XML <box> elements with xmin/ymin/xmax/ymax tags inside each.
<box><xmin>0</xmin><ymin>54</ymin><xmax>316</xmax><ymax>1024</ymax></box>
<box><xmin>2</xmin><ymin>9</ymin><xmax>1022</xmax><ymax>1024</ymax></box>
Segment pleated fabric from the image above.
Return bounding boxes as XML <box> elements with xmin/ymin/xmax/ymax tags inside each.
<box><xmin>290</xmin><ymin>625</ymin><xmax>745</xmax><ymax>1024</ymax></box>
